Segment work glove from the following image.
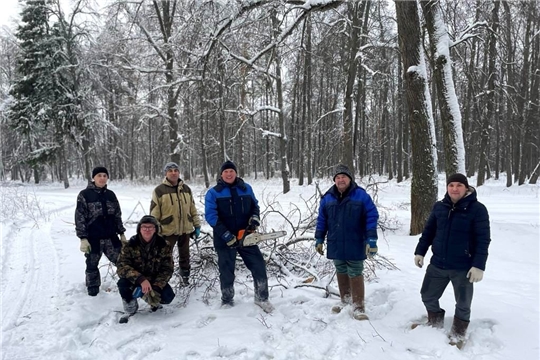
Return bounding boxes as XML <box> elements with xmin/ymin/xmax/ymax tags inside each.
<box><xmin>191</xmin><ymin>227</ymin><xmax>201</xmax><ymax>239</ymax></box>
<box><xmin>414</xmin><ymin>255</ymin><xmax>424</xmax><ymax>268</ymax></box>
<box><xmin>315</xmin><ymin>238</ymin><xmax>324</xmax><ymax>255</ymax></box>
<box><xmin>223</xmin><ymin>231</ymin><xmax>239</xmax><ymax>247</ymax></box>
<box><xmin>467</xmin><ymin>267</ymin><xmax>484</xmax><ymax>283</ymax></box>
<box><xmin>248</xmin><ymin>215</ymin><xmax>260</xmax><ymax>231</ymax></box>
<box><xmin>365</xmin><ymin>238</ymin><xmax>378</xmax><ymax>257</ymax></box>
<box><xmin>80</xmin><ymin>238</ymin><xmax>91</xmax><ymax>254</ymax></box>
<box><xmin>142</xmin><ymin>289</ymin><xmax>161</xmax><ymax>307</ymax></box>
<box><xmin>120</xmin><ymin>234</ymin><xmax>128</xmax><ymax>244</ymax></box>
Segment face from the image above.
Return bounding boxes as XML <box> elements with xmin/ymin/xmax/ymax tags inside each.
<box><xmin>447</xmin><ymin>182</ymin><xmax>468</xmax><ymax>203</ymax></box>
<box><xmin>221</xmin><ymin>169</ymin><xmax>237</xmax><ymax>184</ymax></box>
<box><xmin>166</xmin><ymin>168</ymin><xmax>180</xmax><ymax>185</ymax></box>
<box><xmin>334</xmin><ymin>174</ymin><xmax>351</xmax><ymax>193</ymax></box>
<box><xmin>93</xmin><ymin>173</ymin><xmax>108</xmax><ymax>188</ymax></box>
<box><xmin>140</xmin><ymin>224</ymin><xmax>156</xmax><ymax>242</ymax></box>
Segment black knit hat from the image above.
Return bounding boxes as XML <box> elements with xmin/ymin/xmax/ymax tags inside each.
<box><xmin>447</xmin><ymin>173</ymin><xmax>469</xmax><ymax>188</ymax></box>
<box><xmin>333</xmin><ymin>164</ymin><xmax>353</xmax><ymax>181</ymax></box>
<box><xmin>137</xmin><ymin>215</ymin><xmax>159</xmax><ymax>234</ymax></box>
<box><xmin>220</xmin><ymin>160</ymin><xmax>237</xmax><ymax>174</ymax></box>
<box><xmin>92</xmin><ymin>166</ymin><xmax>109</xmax><ymax>178</ymax></box>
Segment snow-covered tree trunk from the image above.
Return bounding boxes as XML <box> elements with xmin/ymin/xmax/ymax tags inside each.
<box><xmin>396</xmin><ymin>0</ymin><xmax>438</xmax><ymax>235</ymax></box>
<box><xmin>420</xmin><ymin>0</ymin><xmax>466</xmax><ymax>178</ymax></box>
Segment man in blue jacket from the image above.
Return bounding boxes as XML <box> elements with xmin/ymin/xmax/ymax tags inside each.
<box><xmin>315</xmin><ymin>164</ymin><xmax>379</xmax><ymax>321</ymax></box>
<box><xmin>205</xmin><ymin>160</ymin><xmax>273</xmax><ymax>313</ymax></box>
<box><xmin>414</xmin><ymin>173</ymin><xmax>491</xmax><ymax>347</ymax></box>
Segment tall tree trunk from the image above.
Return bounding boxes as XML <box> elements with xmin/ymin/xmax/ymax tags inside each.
<box><xmin>477</xmin><ymin>1</ymin><xmax>500</xmax><ymax>186</ymax></box>
<box><xmin>396</xmin><ymin>0</ymin><xmax>438</xmax><ymax>235</ymax></box>
<box><xmin>421</xmin><ymin>0</ymin><xmax>466</xmax><ymax>178</ymax></box>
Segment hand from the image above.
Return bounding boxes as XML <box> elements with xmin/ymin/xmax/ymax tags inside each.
<box><xmin>414</xmin><ymin>255</ymin><xmax>424</xmax><ymax>268</ymax></box>
<box><xmin>140</xmin><ymin>279</ymin><xmax>152</xmax><ymax>294</ymax></box>
<box><xmin>143</xmin><ymin>289</ymin><xmax>161</xmax><ymax>307</ymax></box>
<box><xmin>80</xmin><ymin>238</ymin><xmax>91</xmax><ymax>254</ymax></box>
<box><xmin>120</xmin><ymin>234</ymin><xmax>128</xmax><ymax>244</ymax></box>
<box><xmin>249</xmin><ymin>215</ymin><xmax>260</xmax><ymax>228</ymax></box>
<box><xmin>366</xmin><ymin>238</ymin><xmax>378</xmax><ymax>257</ymax></box>
<box><xmin>315</xmin><ymin>238</ymin><xmax>324</xmax><ymax>255</ymax></box>
<box><xmin>226</xmin><ymin>236</ymin><xmax>238</xmax><ymax>247</ymax></box>
<box><xmin>467</xmin><ymin>267</ymin><xmax>484</xmax><ymax>283</ymax></box>
<box><xmin>194</xmin><ymin>227</ymin><xmax>201</xmax><ymax>238</ymax></box>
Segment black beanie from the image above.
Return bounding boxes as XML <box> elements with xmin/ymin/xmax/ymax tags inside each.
<box><xmin>447</xmin><ymin>173</ymin><xmax>469</xmax><ymax>188</ymax></box>
<box><xmin>137</xmin><ymin>215</ymin><xmax>159</xmax><ymax>234</ymax></box>
<box><xmin>220</xmin><ymin>160</ymin><xmax>237</xmax><ymax>174</ymax></box>
<box><xmin>92</xmin><ymin>166</ymin><xmax>109</xmax><ymax>178</ymax></box>
<box><xmin>333</xmin><ymin>164</ymin><xmax>353</xmax><ymax>181</ymax></box>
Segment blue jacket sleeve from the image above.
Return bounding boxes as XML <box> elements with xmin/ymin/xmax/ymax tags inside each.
<box><xmin>314</xmin><ymin>196</ymin><xmax>328</xmax><ymax>240</ymax></box>
<box><xmin>204</xmin><ymin>189</ymin><xmax>230</xmax><ymax>242</ymax></box>
<box><xmin>362</xmin><ymin>192</ymin><xmax>379</xmax><ymax>239</ymax></box>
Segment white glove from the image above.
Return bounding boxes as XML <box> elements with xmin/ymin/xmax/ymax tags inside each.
<box><xmin>414</xmin><ymin>255</ymin><xmax>424</xmax><ymax>268</ymax></box>
<box><xmin>120</xmin><ymin>234</ymin><xmax>128</xmax><ymax>244</ymax></box>
<box><xmin>80</xmin><ymin>238</ymin><xmax>91</xmax><ymax>254</ymax></box>
<box><xmin>467</xmin><ymin>267</ymin><xmax>484</xmax><ymax>283</ymax></box>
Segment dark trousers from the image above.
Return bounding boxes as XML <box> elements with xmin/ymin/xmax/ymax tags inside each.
<box><xmin>85</xmin><ymin>238</ymin><xmax>120</xmax><ymax>289</ymax></box>
<box><xmin>164</xmin><ymin>234</ymin><xmax>191</xmax><ymax>276</ymax></box>
<box><xmin>421</xmin><ymin>264</ymin><xmax>474</xmax><ymax>321</ymax></box>
<box><xmin>117</xmin><ymin>278</ymin><xmax>175</xmax><ymax>304</ymax></box>
<box><xmin>216</xmin><ymin>245</ymin><xmax>269</xmax><ymax>303</ymax></box>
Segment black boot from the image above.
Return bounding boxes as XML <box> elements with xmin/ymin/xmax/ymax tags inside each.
<box><xmin>449</xmin><ymin>316</ymin><xmax>470</xmax><ymax>349</ymax></box>
<box><xmin>87</xmin><ymin>286</ymin><xmax>99</xmax><ymax>296</ymax></box>
<box><xmin>427</xmin><ymin>309</ymin><xmax>445</xmax><ymax>329</ymax></box>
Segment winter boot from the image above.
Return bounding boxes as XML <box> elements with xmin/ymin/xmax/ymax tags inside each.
<box><xmin>332</xmin><ymin>273</ymin><xmax>351</xmax><ymax>313</ymax></box>
<box><xmin>449</xmin><ymin>316</ymin><xmax>469</xmax><ymax>349</ymax></box>
<box><xmin>87</xmin><ymin>286</ymin><xmax>99</xmax><ymax>296</ymax></box>
<box><xmin>122</xmin><ymin>298</ymin><xmax>139</xmax><ymax>315</ymax></box>
<box><xmin>254</xmin><ymin>300</ymin><xmax>275</xmax><ymax>313</ymax></box>
<box><xmin>350</xmin><ymin>275</ymin><xmax>369</xmax><ymax>321</ymax></box>
<box><xmin>180</xmin><ymin>269</ymin><xmax>190</xmax><ymax>286</ymax></box>
<box><xmin>427</xmin><ymin>309</ymin><xmax>445</xmax><ymax>329</ymax></box>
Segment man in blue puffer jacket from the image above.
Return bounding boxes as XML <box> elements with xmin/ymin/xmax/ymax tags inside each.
<box><xmin>205</xmin><ymin>160</ymin><xmax>273</xmax><ymax>313</ymax></box>
<box><xmin>414</xmin><ymin>173</ymin><xmax>491</xmax><ymax>347</ymax></box>
<box><xmin>315</xmin><ymin>164</ymin><xmax>379</xmax><ymax>321</ymax></box>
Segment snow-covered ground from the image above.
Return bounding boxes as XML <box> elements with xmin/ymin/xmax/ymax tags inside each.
<box><xmin>1</xmin><ymin>174</ymin><xmax>538</xmax><ymax>360</ymax></box>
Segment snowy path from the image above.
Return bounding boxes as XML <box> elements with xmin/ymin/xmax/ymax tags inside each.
<box><xmin>1</xmin><ymin>178</ymin><xmax>538</xmax><ymax>360</ymax></box>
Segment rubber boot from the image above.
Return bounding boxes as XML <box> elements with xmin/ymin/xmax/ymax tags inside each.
<box><xmin>449</xmin><ymin>316</ymin><xmax>469</xmax><ymax>349</ymax></box>
<box><xmin>350</xmin><ymin>275</ymin><xmax>368</xmax><ymax>321</ymax></box>
<box><xmin>427</xmin><ymin>309</ymin><xmax>445</xmax><ymax>329</ymax></box>
<box><xmin>332</xmin><ymin>273</ymin><xmax>351</xmax><ymax>313</ymax></box>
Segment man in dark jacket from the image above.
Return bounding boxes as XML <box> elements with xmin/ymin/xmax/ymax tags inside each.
<box><xmin>414</xmin><ymin>173</ymin><xmax>491</xmax><ymax>347</ymax></box>
<box><xmin>75</xmin><ymin>166</ymin><xmax>126</xmax><ymax>296</ymax></box>
<box><xmin>116</xmin><ymin>215</ymin><xmax>175</xmax><ymax>315</ymax></box>
<box><xmin>315</xmin><ymin>164</ymin><xmax>379</xmax><ymax>321</ymax></box>
<box><xmin>204</xmin><ymin>160</ymin><xmax>273</xmax><ymax>313</ymax></box>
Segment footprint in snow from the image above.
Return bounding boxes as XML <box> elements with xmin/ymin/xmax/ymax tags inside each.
<box><xmin>196</xmin><ymin>314</ymin><xmax>216</xmax><ymax>328</ymax></box>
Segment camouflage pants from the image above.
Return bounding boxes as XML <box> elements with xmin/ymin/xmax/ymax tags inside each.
<box><xmin>85</xmin><ymin>238</ymin><xmax>121</xmax><ymax>289</ymax></box>
<box><xmin>164</xmin><ymin>234</ymin><xmax>191</xmax><ymax>277</ymax></box>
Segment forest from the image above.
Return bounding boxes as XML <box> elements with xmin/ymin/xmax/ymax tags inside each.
<box><xmin>0</xmin><ymin>0</ymin><xmax>538</xmax><ymax>195</ymax></box>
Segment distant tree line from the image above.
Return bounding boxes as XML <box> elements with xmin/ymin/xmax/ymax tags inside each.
<box><xmin>0</xmin><ymin>1</ymin><xmax>538</xmax><ymax>198</ymax></box>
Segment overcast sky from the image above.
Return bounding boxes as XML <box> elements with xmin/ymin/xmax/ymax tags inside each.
<box><xmin>0</xmin><ymin>0</ymin><xmax>21</xmax><ymax>29</ymax></box>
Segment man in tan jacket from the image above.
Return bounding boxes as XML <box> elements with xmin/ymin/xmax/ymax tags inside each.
<box><xmin>150</xmin><ymin>162</ymin><xmax>201</xmax><ymax>285</ymax></box>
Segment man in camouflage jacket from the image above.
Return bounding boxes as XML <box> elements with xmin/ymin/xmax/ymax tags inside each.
<box><xmin>116</xmin><ymin>215</ymin><xmax>175</xmax><ymax>313</ymax></box>
<box><xmin>75</xmin><ymin>166</ymin><xmax>126</xmax><ymax>296</ymax></box>
<box><xmin>150</xmin><ymin>162</ymin><xmax>201</xmax><ymax>285</ymax></box>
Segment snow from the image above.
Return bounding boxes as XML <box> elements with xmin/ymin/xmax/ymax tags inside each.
<box><xmin>1</xmin><ymin>174</ymin><xmax>539</xmax><ymax>359</ymax></box>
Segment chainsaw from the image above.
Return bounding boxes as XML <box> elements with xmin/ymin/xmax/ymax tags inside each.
<box><xmin>237</xmin><ymin>228</ymin><xmax>287</xmax><ymax>247</ymax></box>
